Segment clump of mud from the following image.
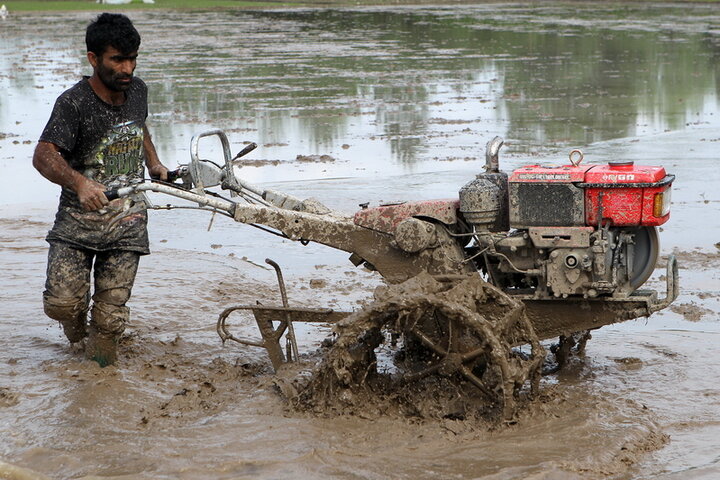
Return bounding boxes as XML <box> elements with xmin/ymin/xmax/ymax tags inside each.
<box><xmin>234</xmin><ymin>158</ymin><xmax>282</xmax><ymax>168</ymax></box>
<box><xmin>670</xmin><ymin>301</ymin><xmax>714</xmax><ymax>322</ymax></box>
<box><xmin>0</xmin><ymin>387</ymin><xmax>19</xmax><ymax>408</ymax></box>
<box><xmin>288</xmin><ymin>273</ymin><xmax>544</xmax><ymax>422</ymax></box>
<box><xmin>296</xmin><ymin>154</ymin><xmax>335</xmax><ymax>163</ymax></box>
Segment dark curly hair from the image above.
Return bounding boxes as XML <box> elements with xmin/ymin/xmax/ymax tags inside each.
<box><xmin>86</xmin><ymin>13</ymin><xmax>141</xmax><ymax>56</ymax></box>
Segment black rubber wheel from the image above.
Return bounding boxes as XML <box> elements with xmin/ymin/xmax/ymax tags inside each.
<box><xmin>629</xmin><ymin>226</ymin><xmax>659</xmax><ymax>289</ymax></box>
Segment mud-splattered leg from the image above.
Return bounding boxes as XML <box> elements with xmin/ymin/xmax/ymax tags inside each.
<box><xmin>85</xmin><ymin>250</ymin><xmax>139</xmax><ymax>367</ymax></box>
<box><xmin>43</xmin><ymin>241</ymin><xmax>93</xmax><ymax>343</ymax></box>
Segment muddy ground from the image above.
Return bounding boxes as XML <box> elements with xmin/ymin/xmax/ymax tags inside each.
<box><xmin>2</xmin><ymin>4</ymin><xmax>720</xmax><ymax>480</ymax></box>
<box><xmin>3</xmin><ymin>213</ymin><xmax>714</xmax><ymax>480</ymax></box>
<box><xmin>1</xmin><ymin>209</ymin><xmax>719</xmax><ymax>479</ymax></box>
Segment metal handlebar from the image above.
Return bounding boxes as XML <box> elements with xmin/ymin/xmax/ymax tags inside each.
<box><xmin>190</xmin><ymin>130</ymin><xmax>232</xmax><ymax>192</ymax></box>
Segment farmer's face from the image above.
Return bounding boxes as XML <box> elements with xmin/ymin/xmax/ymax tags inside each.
<box><xmin>90</xmin><ymin>46</ymin><xmax>138</xmax><ymax>92</ymax></box>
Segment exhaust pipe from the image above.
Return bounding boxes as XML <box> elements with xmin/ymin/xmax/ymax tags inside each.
<box><xmin>485</xmin><ymin>136</ymin><xmax>504</xmax><ymax>173</ymax></box>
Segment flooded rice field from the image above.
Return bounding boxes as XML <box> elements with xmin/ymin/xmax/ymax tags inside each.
<box><xmin>1</xmin><ymin>3</ymin><xmax>720</xmax><ymax>479</ymax></box>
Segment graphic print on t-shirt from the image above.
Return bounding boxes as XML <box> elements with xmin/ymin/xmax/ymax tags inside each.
<box><xmin>86</xmin><ymin>119</ymin><xmax>144</xmax><ymax>185</ymax></box>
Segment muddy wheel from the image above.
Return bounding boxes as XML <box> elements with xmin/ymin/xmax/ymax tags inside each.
<box><xmin>295</xmin><ymin>273</ymin><xmax>544</xmax><ymax>420</ymax></box>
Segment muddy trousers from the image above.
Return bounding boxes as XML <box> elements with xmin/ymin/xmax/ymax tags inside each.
<box><xmin>43</xmin><ymin>241</ymin><xmax>140</xmax><ymax>365</ymax></box>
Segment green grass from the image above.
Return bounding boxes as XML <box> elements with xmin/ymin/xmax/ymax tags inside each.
<box><xmin>5</xmin><ymin>0</ymin><xmax>720</xmax><ymax>12</ymax></box>
<box><xmin>4</xmin><ymin>0</ymin><xmax>303</xmax><ymax>12</ymax></box>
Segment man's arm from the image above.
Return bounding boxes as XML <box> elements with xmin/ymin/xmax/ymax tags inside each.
<box><xmin>143</xmin><ymin>125</ymin><xmax>168</xmax><ymax>181</ymax></box>
<box><xmin>33</xmin><ymin>141</ymin><xmax>108</xmax><ymax>211</ymax></box>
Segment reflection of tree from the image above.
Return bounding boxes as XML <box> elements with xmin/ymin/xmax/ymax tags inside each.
<box><xmin>701</xmin><ymin>33</ymin><xmax>720</xmax><ymax>100</ymax></box>
<box><xmin>216</xmin><ymin>8</ymin><xmax>719</xmax><ymax>157</ymax></box>
<box><xmin>499</xmin><ymin>27</ymin><xmax>718</xmax><ymax>152</ymax></box>
<box><xmin>11</xmin><ymin>8</ymin><xmax>717</xmax><ymax>163</ymax></box>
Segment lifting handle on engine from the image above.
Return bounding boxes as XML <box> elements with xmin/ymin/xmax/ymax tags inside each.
<box><xmin>569</xmin><ymin>149</ymin><xmax>584</xmax><ymax>166</ymax></box>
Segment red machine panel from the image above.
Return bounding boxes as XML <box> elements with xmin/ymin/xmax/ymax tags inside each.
<box><xmin>582</xmin><ymin>163</ymin><xmax>672</xmax><ymax>227</ymax></box>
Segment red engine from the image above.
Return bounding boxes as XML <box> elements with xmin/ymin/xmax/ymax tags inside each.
<box><xmin>509</xmin><ymin>160</ymin><xmax>673</xmax><ymax>229</ymax></box>
<box><xmin>352</xmin><ymin>138</ymin><xmax>674</xmax><ymax>299</ymax></box>
<box><xmin>457</xmin><ymin>141</ymin><xmax>674</xmax><ymax>299</ymax></box>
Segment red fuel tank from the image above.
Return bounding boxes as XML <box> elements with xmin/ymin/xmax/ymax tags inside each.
<box><xmin>508</xmin><ymin>161</ymin><xmax>673</xmax><ymax>228</ymax></box>
<box><xmin>581</xmin><ymin>162</ymin><xmax>673</xmax><ymax>227</ymax></box>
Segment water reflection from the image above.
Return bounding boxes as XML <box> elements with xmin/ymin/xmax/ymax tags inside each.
<box><xmin>0</xmin><ymin>5</ymin><xmax>719</xmax><ymax>171</ymax></box>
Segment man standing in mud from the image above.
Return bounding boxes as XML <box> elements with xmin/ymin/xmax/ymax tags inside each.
<box><xmin>33</xmin><ymin>13</ymin><xmax>168</xmax><ymax>367</ymax></box>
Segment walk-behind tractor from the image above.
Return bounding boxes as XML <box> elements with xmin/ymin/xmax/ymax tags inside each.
<box><xmin>112</xmin><ymin>131</ymin><xmax>678</xmax><ymax>419</ymax></box>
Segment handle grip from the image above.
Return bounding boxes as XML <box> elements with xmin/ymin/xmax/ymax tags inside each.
<box><xmin>166</xmin><ymin>168</ymin><xmax>182</xmax><ymax>182</ymax></box>
<box><xmin>150</xmin><ymin>167</ymin><xmax>183</xmax><ymax>182</ymax></box>
<box><xmin>104</xmin><ymin>189</ymin><xmax>119</xmax><ymax>201</ymax></box>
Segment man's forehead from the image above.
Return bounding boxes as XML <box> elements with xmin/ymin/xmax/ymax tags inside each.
<box><xmin>103</xmin><ymin>46</ymin><xmax>139</xmax><ymax>58</ymax></box>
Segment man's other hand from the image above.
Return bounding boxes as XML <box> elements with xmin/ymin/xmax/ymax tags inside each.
<box><xmin>148</xmin><ymin>163</ymin><xmax>169</xmax><ymax>181</ymax></box>
<box><xmin>77</xmin><ymin>178</ymin><xmax>110</xmax><ymax>211</ymax></box>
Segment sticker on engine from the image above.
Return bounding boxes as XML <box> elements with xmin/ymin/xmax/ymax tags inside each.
<box><xmin>516</xmin><ymin>173</ymin><xmax>572</xmax><ymax>181</ymax></box>
<box><xmin>601</xmin><ymin>174</ymin><xmax>635</xmax><ymax>182</ymax></box>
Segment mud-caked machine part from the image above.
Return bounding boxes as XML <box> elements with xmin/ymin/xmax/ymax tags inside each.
<box><xmin>216</xmin><ymin>258</ymin><xmax>349</xmax><ymax>371</ymax></box>
<box><xmin>293</xmin><ymin>272</ymin><xmax>544</xmax><ymax>421</ymax></box>
<box><xmin>112</xmin><ymin>129</ymin><xmax>679</xmax><ymax>419</ymax></box>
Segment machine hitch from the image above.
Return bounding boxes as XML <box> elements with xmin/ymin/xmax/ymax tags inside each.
<box><xmin>216</xmin><ymin>259</ymin><xmax>350</xmax><ymax>371</ymax></box>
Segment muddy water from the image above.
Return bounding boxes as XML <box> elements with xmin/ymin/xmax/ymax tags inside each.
<box><xmin>1</xmin><ymin>4</ymin><xmax>720</xmax><ymax>479</ymax></box>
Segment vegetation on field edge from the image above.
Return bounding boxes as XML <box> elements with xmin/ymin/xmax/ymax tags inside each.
<box><xmin>4</xmin><ymin>0</ymin><xmax>719</xmax><ymax>13</ymax></box>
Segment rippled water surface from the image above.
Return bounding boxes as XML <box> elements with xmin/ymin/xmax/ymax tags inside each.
<box><xmin>1</xmin><ymin>4</ymin><xmax>720</xmax><ymax>479</ymax></box>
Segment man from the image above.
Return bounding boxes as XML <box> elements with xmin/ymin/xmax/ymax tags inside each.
<box><xmin>33</xmin><ymin>13</ymin><xmax>168</xmax><ymax>367</ymax></box>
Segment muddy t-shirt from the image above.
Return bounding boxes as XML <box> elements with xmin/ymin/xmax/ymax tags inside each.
<box><xmin>40</xmin><ymin>77</ymin><xmax>150</xmax><ymax>254</ymax></box>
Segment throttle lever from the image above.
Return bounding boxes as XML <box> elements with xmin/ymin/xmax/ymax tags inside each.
<box><xmin>231</xmin><ymin>142</ymin><xmax>257</xmax><ymax>161</ymax></box>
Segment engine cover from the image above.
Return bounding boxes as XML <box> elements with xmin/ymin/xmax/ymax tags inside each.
<box><xmin>581</xmin><ymin>163</ymin><xmax>673</xmax><ymax>227</ymax></box>
<box><xmin>508</xmin><ymin>165</ymin><xmax>591</xmax><ymax>228</ymax></box>
<box><xmin>509</xmin><ymin>161</ymin><xmax>673</xmax><ymax>228</ymax></box>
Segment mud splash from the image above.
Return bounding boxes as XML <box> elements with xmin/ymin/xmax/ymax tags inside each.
<box><xmin>292</xmin><ymin>272</ymin><xmax>543</xmax><ymax>421</ymax></box>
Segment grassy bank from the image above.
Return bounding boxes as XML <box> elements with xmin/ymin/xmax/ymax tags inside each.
<box><xmin>3</xmin><ymin>0</ymin><xmax>719</xmax><ymax>12</ymax></box>
<box><xmin>2</xmin><ymin>0</ymin><xmax>302</xmax><ymax>11</ymax></box>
